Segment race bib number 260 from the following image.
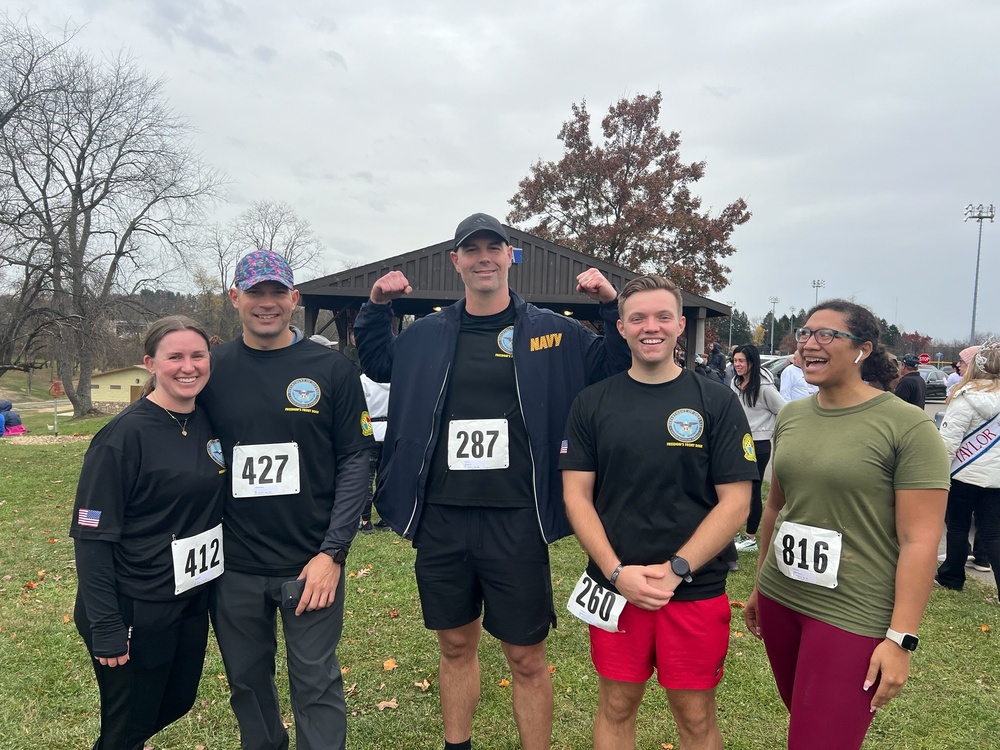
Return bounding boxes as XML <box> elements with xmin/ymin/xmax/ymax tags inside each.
<box><xmin>566</xmin><ymin>571</ymin><xmax>626</xmax><ymax>632</ymax></box>
<box><xmin>232</xmin><ymin>443</ymin><xmax>301</xmax><ymax>498</ymax></box>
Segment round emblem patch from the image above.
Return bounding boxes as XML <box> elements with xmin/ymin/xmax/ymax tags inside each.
<box><xmin>207</xmin><ymin>438</ymin><xmax>226</xmax><ymax>469</ymax></box>
<box><xmin>667</xmin><ymin>408</ymin><xmax>704</xmax><ymax>443</ymax></box>
<box><xmin>361</xmin><ymin>411</ymin><xmax>373</xmax><ymax>437</ymax></box>
<box><xmin>286</xmin><ymin>378</ymin><xmax>321</xmax><ymax>408</ymax></box>
<box><xmin>743</xmin><ymin>434</ymin><xmax>757</xmax><ymax>462</ymax></box>
<box><xmin>497</xmin><ymin>326</ymin><xmax>514</xmax><ymax>355</ymax></box>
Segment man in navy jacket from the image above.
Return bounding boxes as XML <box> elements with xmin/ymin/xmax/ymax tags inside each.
<box><xmin>354</xmin><ymin>213</ymin><xmax>629</xmax><ymax>750</ymax></box>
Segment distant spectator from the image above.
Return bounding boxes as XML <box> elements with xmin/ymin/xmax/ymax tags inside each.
<box><xmin>894</xmin><ymin>354</ymin><xmax>926</xmax><ymax>408</ymax></box>
<box><xmin>945</xmin><ymin>362</ymin><xmax>962</xmax><ymax>396</ymax></box>
<box><xmin>0</xmin><ymin>400</ymin><xmax>26</xmax><ymax>436</ymax></box>
<box><xmin>708</xmin><ymin>341</ymin><xmax>727</xmax><ymax>380</ymax></box>
<box><xmin>779</xmin><ymin>351</ymin><xmax>818</xmax><ymax>402</ymax></box>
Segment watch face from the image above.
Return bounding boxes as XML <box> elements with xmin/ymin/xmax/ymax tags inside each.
<box><xmin>670</xmin><ymin>556</ymin><xmax>691</xmax><ymax>577</ymax></box>
<box><xmin>901</xmin><ymin>634</ymin><xmax>918</xmax><ymax>651</ymax></box>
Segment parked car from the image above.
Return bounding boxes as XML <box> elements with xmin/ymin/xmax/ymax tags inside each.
<box><xmin>762</xmin><ymin>355</ymin><xmax>791</xmax><ymax>389</ymax></box>
<box><xmin>920</xmin><ymin>368</ymin><xmax>947</xmax><ymax>401</ymax></box>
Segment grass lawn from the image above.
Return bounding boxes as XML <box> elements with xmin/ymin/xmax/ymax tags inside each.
<box><xmin>1</xmin><ymin>423</ymin><xmax>998</xmax><ymax>748</ymax></box>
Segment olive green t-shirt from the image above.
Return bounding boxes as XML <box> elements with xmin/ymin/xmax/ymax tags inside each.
<box><xmin>758</xmin><ymin>392</ymin><xmax>950</xmax><ymax>638</ymax></box>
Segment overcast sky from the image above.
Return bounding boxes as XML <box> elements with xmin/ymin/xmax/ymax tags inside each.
<box><xmin>12</xmin><ymin>0</ymin><xmax>1000</xmax><ymax>343</ymax></box>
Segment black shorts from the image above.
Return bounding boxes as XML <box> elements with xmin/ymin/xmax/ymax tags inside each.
<box><xmin>413</xmin><ymin>504</ymin><xmax>555</xmax><ymax>646</ymax></box>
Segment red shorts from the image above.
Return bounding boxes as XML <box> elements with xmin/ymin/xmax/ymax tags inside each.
<box><xmin>589</xmin><ymin>594</ymin><xmax>731</xmax><ymax>690</ymax></box>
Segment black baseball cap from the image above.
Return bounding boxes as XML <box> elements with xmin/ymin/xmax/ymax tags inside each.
<box><xmin>454</xmin><ymin>213</ymin><xmax>509</xmax><ymax>248</ymax></box>
<box><xmin>900</xmin><ymin>354</ymin><xmax>920</xmax><ymax>368</ymax></box>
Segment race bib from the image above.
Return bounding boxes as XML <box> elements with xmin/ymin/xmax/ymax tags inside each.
<box><xmin>566</xmin><ymin>571</ymin><xmax>626</xmax><ymax>633</ymax></box>
<box><xmin>773</xmin><ymin>521</ymin><xmax>842</xmax><ymax>589</ymax></box>
<box><xmin>171</xmin><ymin>524</ymin><xmax>224</xmax><ymax>595</ymax></box>
<box><xmin>232</xmin><ymin>443</ymin><xmax>301</xmax><ymax>497</ymax></box>
<box><xmin>447</xmin><ymin>419</ymin><xmax>509</xmax><ymax>470</ymax></box>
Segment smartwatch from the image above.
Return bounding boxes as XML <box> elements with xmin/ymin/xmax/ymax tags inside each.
<box><xmin>669</xmin><ymin>555</ymin><xmax>693</xmax><ymax>583</ymax></box>
<box><xmin>323</xmin><ymin>548</ymin><xmax>349</xmax><ymax>565</ymax></box>
<box><xmin>885</xmin><ymin>628</ymin><xmax>919</xmax><ymax>652</ymax></box>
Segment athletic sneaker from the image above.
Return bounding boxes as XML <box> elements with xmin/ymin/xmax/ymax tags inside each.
<box><xmin>968</xmin><ymin>560</ymin><xmax>992</xmax><ymax>572</ymax></box>
<box><xmin>373</xmin><ymin>519</ymin><xmax>390</xmax><ymax>530</ymax></box>
<box><xmin>734</xmin><ymin>535</ymin><xmax>758</xmax><ymax>553</ymax></box>
<box><xmin>359</xmin><ymin>520</ymin><xmax>374</xmax><ymax>535</ymax></box>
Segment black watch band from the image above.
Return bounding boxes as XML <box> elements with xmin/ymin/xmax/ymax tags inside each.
<box><xmin>323</xmin><ymin>548</ymin><xmax>348</xmax><ymax>565</ymax></box>
<box><xmin>669</xmin><ymin>555</ymin><xmax>693</xmax><ymax>583</ymax></box>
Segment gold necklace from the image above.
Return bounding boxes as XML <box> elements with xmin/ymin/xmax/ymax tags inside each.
<box><xmin>150</xmin><ymin>396</ymin><xmax>192</xmax><ymax>436</ymax></box>
<box><xmin>162</xmin><ymin>408</ymin><xmax>190</xmax><ymax>437</ymax></box>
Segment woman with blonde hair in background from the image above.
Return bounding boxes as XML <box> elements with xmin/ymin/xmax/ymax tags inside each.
<box><xmin>935</xmin><ymin>341</ymin><xmax>1000</xmax><ymax>596</ymax></box>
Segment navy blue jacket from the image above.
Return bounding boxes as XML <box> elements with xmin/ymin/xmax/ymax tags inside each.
<box><xmin>354</xmin><ymin>290</ymin><xmax>630</xmax><ymax>543</ymax></box>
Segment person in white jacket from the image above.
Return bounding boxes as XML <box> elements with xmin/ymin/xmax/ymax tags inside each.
<box><xmin>936</xmin><ymin>342</ymin><xmax>1000</xmax><ymax>595</ymax></box>
<box><xmin>731</xmin><ymin>344</ymin><xmax>788</xmax><ymax>551</ymax></box>
<box><xmin>780</xmin><ymin>350</ymin><xmax>819</xmax><ymax>402</ymax></box>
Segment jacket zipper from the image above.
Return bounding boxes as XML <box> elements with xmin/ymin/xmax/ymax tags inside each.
<box><xmin>404</xmin><ymin>362</ymin><xmax>451</xmax><ymax>536</ymax></box>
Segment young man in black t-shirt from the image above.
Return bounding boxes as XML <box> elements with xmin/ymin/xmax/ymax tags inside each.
<box><xmin>560</xmin><ymin>275</ymin><xmax>757</xmax><ymax>750</ymax></box>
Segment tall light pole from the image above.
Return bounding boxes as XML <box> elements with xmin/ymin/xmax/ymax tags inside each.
<box><xmin>965</xmin><ymin>203</ymin><xmax>995</xmax><ymax>344</ymax></box>
<box><xmin>768</xmin><ymin>296</ymin><xmax>780</xmax><ymax>354</ymax></box>
<box><xmin>812</xmin><ymin>279</ymin><xmax>825</xmax><ymax>306</ymax></box>
<box><xmin>727</xmin><ymin>300</ymin><xmax>736</xmax><ymax>350</ymax></box>
<box><xmin>788</xmin><ymin>305</ymin><xmax>796</xmax><ymax>339</ymax></box>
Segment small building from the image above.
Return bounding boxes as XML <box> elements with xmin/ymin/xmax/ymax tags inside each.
<box><xmin>90</xmin><ymin>366</ymin><xmax>148</xmax><ymax>413</ymax></box>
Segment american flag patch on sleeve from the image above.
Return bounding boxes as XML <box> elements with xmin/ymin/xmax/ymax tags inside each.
<box><xmin>77</xmin><ymin>509</ymin><xmax>102</xmax><ymax>528</ymax></box>
<box><xmin>560</xmin><ymin>440</ymin><xmax>568</xmax><ymax>455</ymax></box>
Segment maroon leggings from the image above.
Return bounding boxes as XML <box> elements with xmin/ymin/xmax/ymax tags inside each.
<box><xmin>758</xmin><ymin>594</ymin><xmax>883</xmax><ymax>750</ymax></box>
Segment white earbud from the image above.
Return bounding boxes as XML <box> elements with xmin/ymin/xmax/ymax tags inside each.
<box><xmin>854</xmin><ymin>351</ymin><xmax>864</xmax><ymax>365</ymax></box>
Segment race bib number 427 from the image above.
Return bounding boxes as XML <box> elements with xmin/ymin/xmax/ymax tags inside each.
<box><xmin>232</xmin><ymin>443</ymin><xmax>301</xmax><ymax>498</ymax></box>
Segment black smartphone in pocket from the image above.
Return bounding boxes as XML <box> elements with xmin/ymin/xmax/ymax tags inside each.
<box><xmin>281</xmin><ymin>578</ymin><xmax>305</xmax><ymax>609</ymax></box>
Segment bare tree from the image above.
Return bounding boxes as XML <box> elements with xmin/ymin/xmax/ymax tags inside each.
<box><xmin>0</xmin><ymin>14</ymin><xmax>75</xmax><ymax>131</ymax></box>
<box><xmin>229</xmin><ymin>199</ymin><xmax>322</xmax><ymax>272</ymax></box>
<box><xmin>0</xmin><ymin>25</ymin><xmax>223</xmax><ymax>416</ymax></box>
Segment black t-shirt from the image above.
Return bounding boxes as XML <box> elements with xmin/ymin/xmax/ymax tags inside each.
<box><xmin>425</xmin><ymin>304</ymin><xmax>534</xmax><ymax>508</ymax></box>
<box><xmin>560</xmin><ymin>370</ymin><xmax>759</xmax><ymax>601</ymax></box>
<box><xmin>894</xmin><ymin>371</ymin><xmax>926</xmax><ymax>408</ymax></box>
<box><xmin>199</xmin><ymin>337</ymin><xmax>373</xmax><ymax>576</ymax></box>
<box><xmin>70</xmin><ymin>399</ymin><xmax>227</xmax><ymax>601</ymax></box>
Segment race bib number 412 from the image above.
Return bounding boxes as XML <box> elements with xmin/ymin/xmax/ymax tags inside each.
<box><xmin>232</xmin><ymin>443</ymin><xmax>301</xmax><ymax>498</ymax></box>
<box><xmin>171</xmin><ymin>524</ymin><xmax>224</xmax><ymax>595</ymax></box>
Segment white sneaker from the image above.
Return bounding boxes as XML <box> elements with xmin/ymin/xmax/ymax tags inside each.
<box><xmin>735</xmin><ymin>536</ymin><xmax>758</xmax><ymax>553</ymax></box>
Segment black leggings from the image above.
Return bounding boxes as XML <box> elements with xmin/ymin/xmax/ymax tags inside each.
<box><xmin>748</xmin><ymin>440</ymin><xmax>772</xmax><ymax>535</ymax></box>
<box><xmin>76</xmin><ymin>590</ymin><xmax>210</xmax><ymax>750</ymax></box>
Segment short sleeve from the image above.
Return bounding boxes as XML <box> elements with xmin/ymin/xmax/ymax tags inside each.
<box><xmin>329</xmin><ymin>358</ymin><xmax>376</xmax><ymax>457</ymax></box>
<box><xmin>70</xmin><ymin>442</ymin><xmax>136</xmax><ymax>542</ymax></box>
<box><xmin>894</xmin><ymin>419</ymin><xmax>951</xmax><ymax>491</ymax></box>
<box><xmin>559</xmin><ymin>392</ymin><xmax>598</xmax><ymax>472</ymax></box>
<box><xmin>708</xmin><ymin>390</ymin><xmax>759</xmax><ymax>484</ymax></box>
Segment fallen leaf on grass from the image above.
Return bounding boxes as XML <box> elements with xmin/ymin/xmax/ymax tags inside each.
<box><xmin>981</xmin><ymin>625</ymin><xmax>990</xmax><ymax>632</ymax></box>
<box><xmin>733</xmin><ymin>631</ymin><xmax>744</xmax><ymax>638</ymax></box>
<box><xmin>389</xmin><ymin>608</ymin><xmax>399</xmax><ymax>618</ymax></box>
<box><xmin>63</xmin><ymin>614</ymin><xmax>70</xmax><ymax>624</ymax></box>
<box><xmin>355</xmin><ymin>568</ymin><xmax>372</xmax><ymax>578</ymax></box>
<box><xmin>383</xmin><ymin>658</ymin><xmax>398</xmax><ymax>671</ymax></box>
<box><xmin>37</xmin><ymin>570</ymin><xmax>46</xmax><ymax>580</ymax></box>
<box><xmin>341</xmin><ymin>666</ymin><xmax>351</xmax><ymax>675</ymax></box>
<box><xmin>414</xmin><ymin>678</ymin><xmax>432</xmax><ymax>692</ymax></box>
<box><xmin>377</xmin><ymin>698</ymin><xmax>398</xmax><ymax>711</ymax></box>
<box><xmin>498</xmin><ymin>678</ymin><xmax>510</xmax><ymax>687</ymax></box>
<box><xmin>345</xmin><ymin>683</ymin><xmax>360</xmax><ymax>697</ymax></box>
<box><xmin>661</xmin><ymin>744</ymin><xmax>675</xmax><ymax>749</ymax></box>
<box><xmin>1</xmin><ymin>575</ymin><xmax>11</xmax><ymax>582</ymax></box>
<box><xmin>730</xmin><ymin>601</ymin><xmax>745</xmax><ymax>609</ymax></box>
<box><xmin>548</xmin><ymin>665</ymin><xmax>556</xmax><ymax>674</ymax></box>
<box><xmin>24</xmin><ymin>581</ymin><xmax>38</xmax><ymax>589</ymax></box>
<box><xmin>48</xmin><ymin>538</ymin><xmax>58</xmax><ymax>544</ymax></box>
